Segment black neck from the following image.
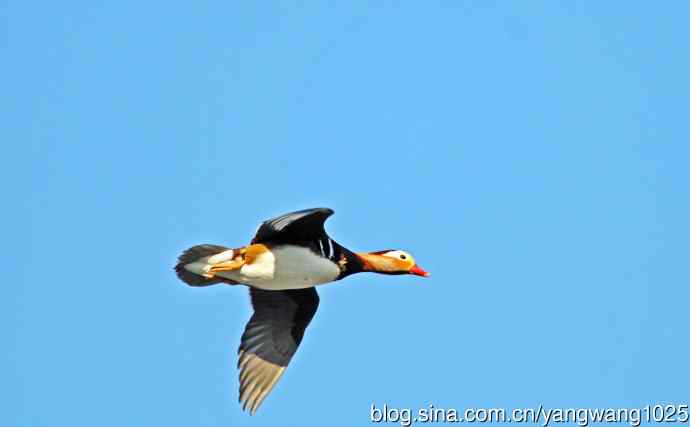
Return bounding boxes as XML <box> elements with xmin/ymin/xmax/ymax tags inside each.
<box><xmin>333</xmin><ymin>243</ymin><xmax>365</xmax><ymax>279</ymax></box>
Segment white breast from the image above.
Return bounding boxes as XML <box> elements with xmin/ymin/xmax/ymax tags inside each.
<box><xmin>216</xmin><ymin>245</ymin><xmax>340</xmax><ymax>290</ymax></box>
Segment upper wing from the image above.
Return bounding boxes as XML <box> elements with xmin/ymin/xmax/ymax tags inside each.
<box><xmin>251</xmin><ymin>208</ymin><xmax>334</xmax><ymax>244</ymax></box>
<box><xmin>237</xmin><ymin>287</ymin><xmax>320</xmax><ymax>414</ymax></box>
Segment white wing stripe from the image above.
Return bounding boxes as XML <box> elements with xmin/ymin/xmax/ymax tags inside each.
<box><xmin>327</xmin><ymin>239</ymin><xmax>334</xmax><ymax>259</ymax></box>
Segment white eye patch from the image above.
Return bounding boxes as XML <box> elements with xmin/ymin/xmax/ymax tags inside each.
<box><xmin>384</xmin><ymin>250</ymin><xmax>411</xmax><ymax>261</ymax></box>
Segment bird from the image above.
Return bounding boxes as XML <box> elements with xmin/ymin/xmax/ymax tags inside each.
<box><xmin>174</xmin><ymin>207</ymin><xmax>428</xmax><ymax>414</ymax></box>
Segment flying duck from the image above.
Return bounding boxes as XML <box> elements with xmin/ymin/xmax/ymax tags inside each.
<box><xmin>174</xmin><ymin>208</ymin><xmax>428</xmax><ymax>414</ymax></box>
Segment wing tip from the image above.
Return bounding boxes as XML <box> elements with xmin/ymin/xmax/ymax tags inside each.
<box><xmin>237</xmin><ymin>352</ymin><xmax>287</xmax><ymax>415</ymax></box>
<box><xmin>311</xmin><ymin>207</ymin><xmax>334</xmax><ymax>217</ymax></box>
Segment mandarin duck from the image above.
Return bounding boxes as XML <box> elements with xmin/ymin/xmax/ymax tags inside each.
<box><xmin>174</xmin><ymin>208</ymin><xmax>428</xmax><ymax>414</ymax></box>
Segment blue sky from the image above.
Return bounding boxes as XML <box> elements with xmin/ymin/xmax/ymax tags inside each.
<box><xmin>4</xmin><ymin>1</ymin><xmax>689</xmax><ymax>426</ymax></box>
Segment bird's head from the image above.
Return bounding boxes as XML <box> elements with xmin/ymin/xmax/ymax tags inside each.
<box><xmin>356</xmin><ymin>249</ymin><xmax>429</xmax><ymax>277</ymax></box>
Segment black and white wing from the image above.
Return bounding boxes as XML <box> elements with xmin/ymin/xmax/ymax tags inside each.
<box><xmin>237</xmin><ymin>287</ymin><xmax>320</xmax><ymax>414</ymax></box>
<box><xmin>251</xmin><ymin>208</ymin><xmax>334</xmax><ymax>244</ymax></box>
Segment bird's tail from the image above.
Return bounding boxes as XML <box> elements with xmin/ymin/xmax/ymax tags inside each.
<box><xmin>174</xmin><ymin>244</ymin><xmax>240</xmax><ymax>286</ymax></box>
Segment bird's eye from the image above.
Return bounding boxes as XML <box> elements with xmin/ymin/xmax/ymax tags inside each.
<box><xmin>400</xmin><ymin>254</ymin><xmax>407</xmax><ymax>260</ymax></box>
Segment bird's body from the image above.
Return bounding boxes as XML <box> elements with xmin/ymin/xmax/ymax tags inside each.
<box><xmin>186</xmin><ymin>243</ymin><xmax>342</xmax><ymax>290</ymax></box>
<box><xmin>174</xmin><ymin>208</ymin><xmax>427</xmax><ymax>414</ymax></box>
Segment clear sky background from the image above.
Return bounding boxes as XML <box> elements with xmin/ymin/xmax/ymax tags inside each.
<box><xmin>4</xmin><ymin>2</ymin><xmax>689</xmax><ymax>426</ymax></box>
